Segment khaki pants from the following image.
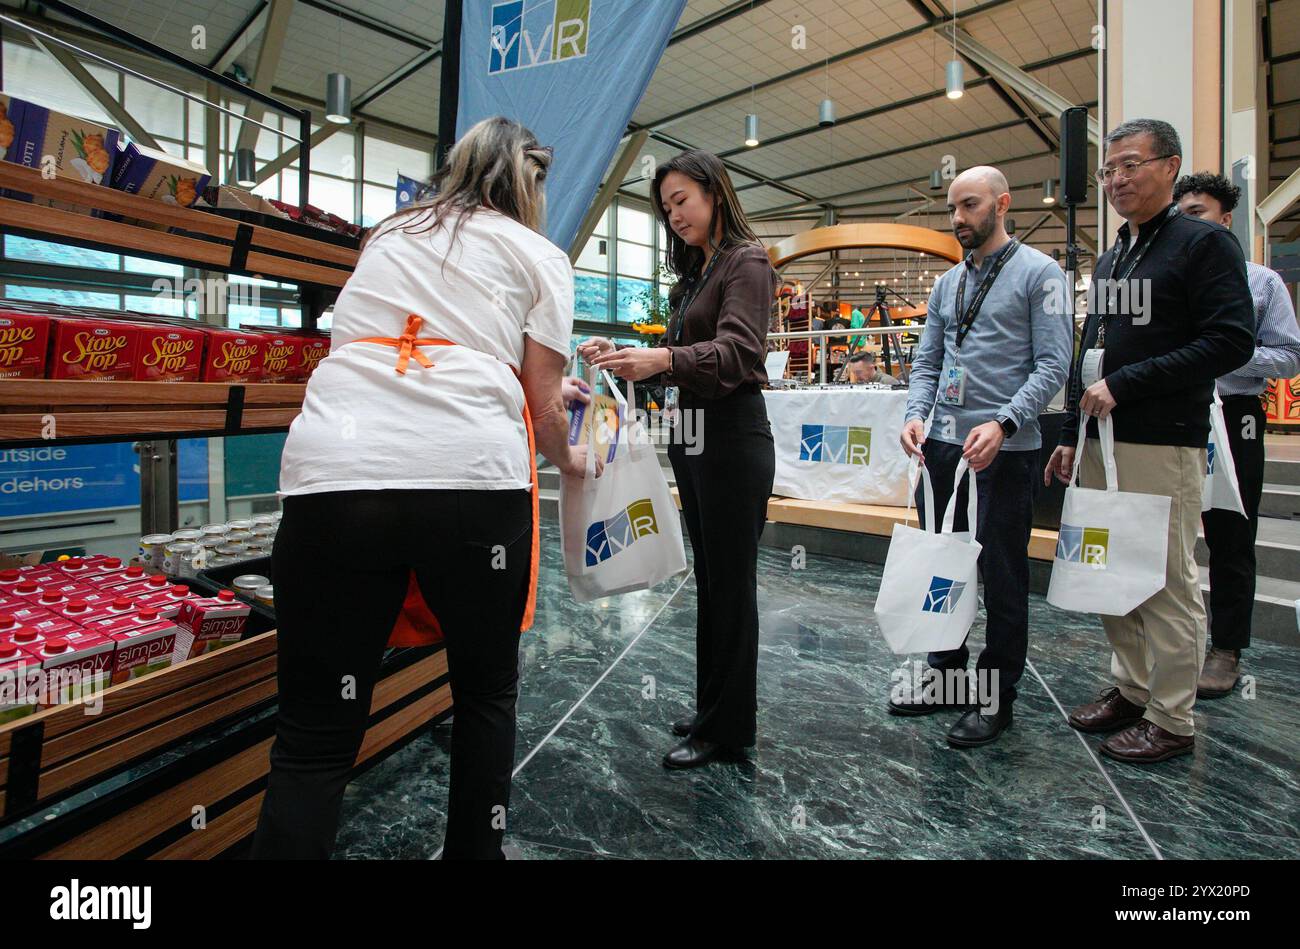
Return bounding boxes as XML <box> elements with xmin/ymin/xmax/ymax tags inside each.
<box><xmin>1080</xmin><ymin>438</ymin><xmax>1207</xmax><ymax>736</ymax></box>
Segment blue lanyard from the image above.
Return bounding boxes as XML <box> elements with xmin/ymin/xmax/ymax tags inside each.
<box><xmin>669</xmin><ymin>245</ymin><xmax>726</xmax><ymax>347</ymax></box>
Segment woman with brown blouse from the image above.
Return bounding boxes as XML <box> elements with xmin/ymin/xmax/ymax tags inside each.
<box><xmin>578</xmin><ymin>150</ymin><xmax>777</xmax><ymax>769</ymax></box>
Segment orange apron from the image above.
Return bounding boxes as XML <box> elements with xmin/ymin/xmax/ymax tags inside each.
<box><xmin>348</xmin><ymin>314</ymin><xmax>540</xmax><ymax>645</ymax></box>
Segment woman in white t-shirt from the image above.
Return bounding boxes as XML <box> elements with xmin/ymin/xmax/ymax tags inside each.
<box><xmin>252</xmin><ymin>117</ymin><xmax>590</xmax><ymax>861</ymax></box>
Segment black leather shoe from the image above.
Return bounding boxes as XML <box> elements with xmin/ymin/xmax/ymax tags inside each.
<box><xmin>662</xmin><ymin>737</ymin><xmax>740</xmax><ymax>769</ymax></box>
<box><xmin>671</xmin><ymin>717</ymin><xmax>695</xmax><ymax>738</ymax></box>
<box><xmin>946</xmin><ymin>704</ymin><xmax>1013</xmax><ymax>747</ymax></box>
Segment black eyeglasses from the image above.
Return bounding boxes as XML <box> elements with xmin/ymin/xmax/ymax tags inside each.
<box><xmin>1095</xmin><ymin>155</ymin><xmax>1175</xmax><ymax>183</ymax></box>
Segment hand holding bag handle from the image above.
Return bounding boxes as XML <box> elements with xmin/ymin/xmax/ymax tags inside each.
<box><xmin>940</xmin><ymin>456</ymin><xmax>979</xmax><ymax>539</ymax></box>
<box><xmin>1068</xmin><ymin>413</ymin><xmax>1118</xmax><ymax>492</ymax></box>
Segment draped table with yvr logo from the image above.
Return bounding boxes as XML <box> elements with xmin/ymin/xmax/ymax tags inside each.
<box><xmin>763</xmin><ymin>387</ymin><xmax>913</xmax><ymax>506</ymax></box>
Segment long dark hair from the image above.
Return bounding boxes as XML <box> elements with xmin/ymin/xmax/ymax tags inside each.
<box><xmin>652</xmin><ymin>150</ymin><xmax>761</xmax><ymax>307</ymax></box>
<box><xmin>362</xmin><ymin>116</ymin><xmax>552</xmax><ymax>257</ymax></box>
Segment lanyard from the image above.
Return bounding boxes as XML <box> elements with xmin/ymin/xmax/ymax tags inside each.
<box><xmin>669</xmin><ymin>244</ymin><xmax>726</xmax><ymax>347</ymax></box>
<box><xmin>953</xmin><ymin>239</ymin><xmax>1021</xmax><ymax>351</ymax></box>
<box><xmin>1095</xmin><ymin>204</ymin><xmax>1179</xmax><ymax>346</ymax></box>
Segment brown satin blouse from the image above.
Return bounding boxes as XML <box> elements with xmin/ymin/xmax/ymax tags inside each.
<box><xmin>655</xmin><ymin>242</ymin><xmax>777</xmax><ymax>400</ymax></box>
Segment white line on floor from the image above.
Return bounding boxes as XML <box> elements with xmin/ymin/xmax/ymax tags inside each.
<box><xmin>1026</xmin><ymin>658</ymin><xmax>1164</xmax><ymax>860</ymax></box>
<box><xmin>429</xmin><ymin>569</ymin><xmax>693</xmax><ymax>860</ymax></box>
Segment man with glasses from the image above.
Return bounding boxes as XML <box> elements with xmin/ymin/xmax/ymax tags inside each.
<box><xmin>1045</xmin><ymin>119</ymin><xmax>1254</xmax><ymax>764</ymax></box>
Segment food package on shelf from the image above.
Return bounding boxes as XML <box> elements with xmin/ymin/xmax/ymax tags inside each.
<box><xmin>1</xmin><ymin>94</ymin><xmax>119</xmax><ymax>214</ymax></box>
<box><xmin>201</xmin><ymin>328</ymin><xmax>266</xmax><ymax>383</ymax></box>
<box><xmin>48</xmin><ymin>316</ymin><xmax>140</xmax><ymax>381</ymax></box>
<box><xmin>131</xmin><ymin>320</ymin><xmax>207</xmax><ymax>382</ymax></box>
<box><xmin>0</xmin><ymin>93</ymin><xmax>28</xmax><ymax>163</ymax></box>
<box><xmin>0</xmin><ymin>308</ymin><xmax>51</xmax><ymax>379</ymax></box>
<box><xmin>109</xmin><ymin>142</ymin><xmax>210</xmax><ymax>228</ymax></box>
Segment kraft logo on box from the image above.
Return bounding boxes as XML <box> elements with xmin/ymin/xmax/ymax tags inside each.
<box><xmin>799</xmin><ymin>424</ymin><xmax>872</xmax><ymax>466</ymax></box>
<box><xmin>49</xmin><ymin>319</ymin><xmax>140</xmax><ymax>381</ymax></box>
<box><xmin>133</xmin><ymin>324</ymin><xmax>206</xmax><ymax>382</ymax></box>
<box><xmin>585</xmin><ymin>498</ymin><xmax>659</xmax><ymax>567</ymax></box>
<box><xmin>489</xmin><ymin>0</ymin><xmax>590</xmax><ymax>74</ymax></box>
<box><xmin>0</xmin><ymin>311</ymin><xmax>50</xmax><ymax>379</ymax></box>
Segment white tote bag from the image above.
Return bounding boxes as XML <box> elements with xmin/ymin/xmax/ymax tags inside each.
<box><xmin>1047</xmin><ymin>415</ymin><xmax>1171</xmax><ymax>615</ymax></box>
<box><xmin>560</xmin><ymin>370</ymin><xmax>688</xmax><ymax>603</ymax></box>
<box><xmin>1202</xmin><ymin>387</ymin><xmax>1246</xmax><ymax>516</ymax></box>
<box><xmin>874</xmin><ymin>458</ymin><xmax>983</xmax><ymax>654</ymax></box>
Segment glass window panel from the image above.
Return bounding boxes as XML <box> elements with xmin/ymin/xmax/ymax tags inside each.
<box><xmin>279</xmin><ymin>307</ymin><xmax>302</xmax><ymax>328</ymax></box>
<box><xmin>363</xmin><ymin>135</ymin><xmax>433</xmax><ymax>186</ymax></box>
<box><xmin>574</xmin><ymin>270</ymin><xmax>609</xmax><ymax>321</ymax></box>
<box><xmin>616</xmin><ymin>277</ymin><xmax>652</xmax><ymax>323</ymax></box>
<box><xmin>188</xmin><ymin>95</ymin><xmax>209</xmax><ymax>148</ymax></box>
<box><xmin>123</xmin><ymin>256</ymin><xmax>184</xmax><ymax>278</ymax></box>
<box><xmin>616</xmin><ymin>241</ymin><xmax>652</xmax><ymax>279</ymax></box>
<box><xmin>255</xmin><ymin>120</ymin><xmax>284</xmax><ymax>162</ymax></box>
<box><xmin>281</xmin><ymin>168</ymin><xmax>301</xmax><ymax>206</ymax></box>
<box><xmin>124</xmin><ymin>74</ymin><xmax>184</xmax><ymax>141</ymax></box>
<box><xmin>1</xmin><ymin>41</ymin><xmax>114</xmax><ymax>123</ymax></box>
<box><xmin>573</xmin><ymin>234</ymin><xmax>607</xmax><ymax>272</ymax></box>
<box><xmin>310</xmin><ymin>129</ymin><xmax>356</xmax><ymax>180</ymax></box>
<box><xmin>229</xmin><ymin>303</ymin><xmax>280</xmax><ymax>327</ymax></box>
<box><xmin>309</xmin><ymin>173</ymin><xmax>353</xmax><ymax>221</ymax></box>
<box><xmin>4</xmin><ymin>235</ymin><xmax>119</xmax><ymax>270</ymax></box>
<box><xmin>362</xmin><ymin>183</ymin><xmax>397</xmax><ymax>227</ymax></box>
<box><xmin>591</xmin><ymin>205</ymin><xmax>610</xmax><ymax>238</ymax></box>
<box><xmin>253</xmin><ymin>173</ymin><xmax>280</xmax><ymax>200</ymax></box>
<box><xmin>617</xmin><ymin>204</ymin><xmax>652</xmax><ymax>244</ymax></box>
<box><xmin>124</xmin><ymin>294</ymin><xmax>186</xmax><ymax>317</ymax></box>
<box><xmin>4</xmin><ymin>285</ymin><xmax>120</xmax><ymax>308</ymax></box>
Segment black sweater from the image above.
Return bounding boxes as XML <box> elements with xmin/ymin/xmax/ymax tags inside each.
<box><xmin>1060</xmin><ymin>204</ymin><xmax>1254</xmax><ymax>448</ymax></box>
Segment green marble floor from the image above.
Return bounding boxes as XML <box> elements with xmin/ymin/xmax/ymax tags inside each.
<box><xmin>331</xmin><ymin>521</ymin><xmax>1300</xmax><ymax>860</ymax></box>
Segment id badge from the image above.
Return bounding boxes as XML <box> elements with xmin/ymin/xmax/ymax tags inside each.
<box><xmin>663</xmin><ymin>385</ymin><xmax>681</xmax><ymax>428</ymax></box>
<box><xmin>1080</xmin><ymin>348</ymin><xmax>1105</xmax><ymax>388</ymax></box>
<box><xmin>940</xmin><ymin>366</ymin><xmax>966</xmax><ymax>406</ymax></box>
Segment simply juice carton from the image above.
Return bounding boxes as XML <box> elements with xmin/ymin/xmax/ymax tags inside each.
<box><xmin>30</xmin><ymin>631</ymin><xmax>115</xmax><ymax>707</ymax></box>
<box><xmin>0</xmin><ymin>640</ymin><xmax>41</xmax><ymax>724</ymax></box>
<box><xmin>173</xmin><ymin>589</ymin><xmax>249</xmax><ymax>662</ymax></box>
<box><xmin>108</xmin><ymin>613</ymin><xmax>177</xmax><ymax>684</ymax></box>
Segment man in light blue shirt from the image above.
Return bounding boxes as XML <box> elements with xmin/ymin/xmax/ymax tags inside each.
<box><xmin>1175</xmin><ymin>172</ymin><xmax>1300</xmax><ymax>698</ymax></box>
<box><xmin>890</xmin><ymin>165</ymin><xmax>1072</xmax><ymax>748</ymax></box>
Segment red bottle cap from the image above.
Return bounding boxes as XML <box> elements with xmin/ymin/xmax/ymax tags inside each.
<box><xmin>0</xmin><ymin>569</ymin><xmax>20</xmax><ymax>582</ymax></box>
<box><xmin>146</xmin><ymin>575</ymin><xmax>168</xmax><ymax>588</ymax></box>
<box><xmin>103</xmin><ymin>558</ymin><xmax>122</xmax><ymax>568</ymax></box>
<box><xmin>12</xmin><ymin>630</ymin><xmax>37</xmax><ymax>644</ymax></box>
<box><xmin>66</xmin><ymin>599</ymin><xmax>88</xmax><ymax>612</ymax></box>
<box><xmin>16</xmin><ymin>581</ymin><xmax>38</xmax><ymax>594</ymax></box>
<box><xmin>139</xmin><ymin>607</ymin><xmax>160</xmax><ymax>620</ymax></box>
<box><xmin>217</xmin><ymin>589</ymin><xmax>236</xmax><ymax>601</ymax></box>
<box><xmin>112</xmin><ymin>597</ymin><xmax>133</xmax><ymax>609</ymax></box>
<box><xmin>0</xmin><ymin>614</ymin><xmax>14</xmax><ymax>629</ymax></box>
<box><xmin>63</xmin><ymin>558</ymin><xmax>85</xmax><ymax>569</ymax></box>
<box><xmin>45</xmin><ymin>638</ymin><xmax>69</xmax><ymax>653</ymax></box>
<box><xmin>40</xmin><ymin>591</ymin><xmax>64</xmax><ymax>604</ymax></box>
<box><xmin>124</xmin><ymin>566</ymin><xmax>145</xmax><ymax>578</ymax></box>
<box><xmin>171</xmin><ymin>585</ymin><xmax>189</xmax><ymax>595</ymax></box>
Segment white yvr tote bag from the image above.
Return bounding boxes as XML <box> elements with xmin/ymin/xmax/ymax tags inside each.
<box><xmin>1202</xmin><ymin>387</ymin><xmax>1246</xmax><ymax>516</ymax></box>
<box><xmin>560</xmin><ymin>370</ymin><xmax>688</xmax><ymax>603</ymax></box>
<box><xmin>874</xmin><ymin>457</ymin><xmax>983</xmax><ymax>654</ymax></box>
<box><xmin>1047</xmin><ymin>414</ymin><xmax>1171</xmax><ymax>615</ymax></box>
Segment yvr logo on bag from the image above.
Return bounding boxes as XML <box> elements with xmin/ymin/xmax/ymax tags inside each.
<box><xmin>1206</xmin><ymin>441</ymin><xmax>1216</xmax><ymax>475</ymax></box>
<box><xmin>489</xmin><ymin>0</ymin><xmax>591</xmax><ymax>74</ymax></box>
<box><xmin>1057</xmin><ymin>523</ymin><xmax>1109</xmax><ymax>568</ymax></box>
<box><xmin>799</xmin><ymin>424</ymin><xmax>872</xmax><ymax>465</ymax></box>
<box><xmin>586</xmin><ymin>498</ymin><xmax>659</xmax><ymax>566</ymax></box>
<box><xmin>922</xmin><ymin>577</ymin><xmax>967</xmax><ymax>614</ymax></box>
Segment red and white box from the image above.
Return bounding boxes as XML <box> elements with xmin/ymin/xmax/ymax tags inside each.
<box><xmin>135</xmin><ymin>584</ymin><xmax>198</xmax><ymax>619</ymax></box>
<box><xmin>201</xmin><ymin>329</ymin><xmax>265</xmax><ymax>383</ymax></box>
<box><xmin>0</xmin><ymin>309</ymin><xmax>50</xmax><ymax>379</ymax></box>
<box><xmin>21</xmin><ymin>613</ymin><xmax>86</xmax><ymax>643</ymax></box>
<box><xmin>55</xmin><ymin>556</ymin><xmax>127</xmax><ymax>579</ymax></box>
<box><xmin>0</xmin><ymin>640</ymin><xmax>42</xmax><ymax>724</ymax></box>
<box><xmin>132</xmin><ymin>322</ymin><xmax>206</xmax><ymax>382</ymax></box>
<box><xmin>258</xmin><ymin>333</ymin><xmax>302</xmax><ymax>383</ymax></box>
<box><xmin>173</xmin><ymin>590</ymin><xmax>249</xmax><ymax>661</ymax></box>
<box><xmin>0</xmin><ymin>604</ymin><xmax>54</xmax><ymax>629</ymax></box>
<box><xmin>109</xmin><ymin>615</ymin><xmax>177</xmax><ymax>684</ymax></box>
<box><xmin>28</xmin><ymin>585</ymin><xmax>96</xmax><ymax>611</ymax></box>
<box><xmin>297</xmin><ymin>335</ymin><xmax>331</xmax><ymax>382</ymax></box>
<box><xmin>30</xmin><ymin>632</ymin><xmax>116</xmax><ymax>707</ymax></box>
<box><xmin>48</xmin><ymin>317</ymin><xmax>141</xmax><ymax>381</ymax></box>
<box><xmin>85</xmin><ymin>564</ymin><xmax>150</xmax><ymax>590</ymax></box>
<box><xmin>105</xmin><ymin>574</ymin><xmax>174</xmax><ymax>599</ymax></box>
<box><xmin>46</xmin><ymin>597</ymin><xmax>101</xmax><ymax>623</ymax></box>
<box><xmin>79</xmin><ymin>595</ymin><xmax>140</xmax><ymax>622</ymax></box>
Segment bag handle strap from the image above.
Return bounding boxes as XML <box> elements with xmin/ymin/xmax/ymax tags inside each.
<box><xmin>940</xmin><ymin>456</ymin><xmax>979</xmax><ymax>537</ymax></box>
<box><xmin>904</xmin><ymin>457</ymin><xmax>936</xmax><ymax>531</ymax></box>
<box><xmin>1068</xmin><ymin>413</ymin><xmax>1118</xmax><ymax>492</ymax></box>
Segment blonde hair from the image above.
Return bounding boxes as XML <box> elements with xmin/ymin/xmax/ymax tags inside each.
<box><xmin>364</xmin><ymin>116</ymin><xmax>552</xmax><ymax>254</ymax></box>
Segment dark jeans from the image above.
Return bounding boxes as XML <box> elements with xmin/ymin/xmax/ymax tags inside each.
<box><xmin>1202</xmin><ymin>394</ymin><xmax>1266</xmax><ymax>651</ymax></box>
<box><xmin>250</xmin><ymin>488</ymin><xmax>532</xmax><ymax>860</ymax></box>
<box><xmin>668</xmin><ymin>385</ymin><xmax>775</xmax><ymax>748</ymax></box>
<box><xmin>915</xmin><ymin>440</ymin><xmax>1037</xmax><ymax>703</ymax></box>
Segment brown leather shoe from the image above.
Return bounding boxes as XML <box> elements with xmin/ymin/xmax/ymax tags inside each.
<box><xmin>1197</xmin><ymin>647</ymin><xmax>1240</xmax><ymax>699</ymax></box>
<box><xmin>1068</xmin><ymin>687</ymin><xmax>1145</xmax><ymax>733</ymax></box>
<box><xmin>1099</xmin><ymin>719</ymin><xmax>1194</xmax><ymax>763</ymax></box>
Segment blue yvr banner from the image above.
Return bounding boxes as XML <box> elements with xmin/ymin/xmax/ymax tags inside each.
<box><xmin>457</xmin><ymin>0</ymin><xmax>687</xmax><ymax>252</ymax></box>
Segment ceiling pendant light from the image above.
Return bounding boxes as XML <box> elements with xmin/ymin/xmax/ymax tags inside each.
<box><xmin>325</xmin><ymin>72</ymin><xmax>352</xmax><ymax>124</ymax></box>
<box><xmin>744</xmin><ymin>113</ymin><xmax>759</xmax><ymax>147</ymax></box>
<box><xmin>819</xmin><ymin>98</ymin><xmax>836</xmax><ymax>128</ymax></box>
<box><xmin>929</xmin><ymin>169</ymin><xmax>943</xmax><ymax>191</ymax></box>
<box><xmin>946</xmin><ymin>0</ymin><xmax>964</xmax><ymax>100</ymax></box>
<box><xmin>234</xmin><ymin>147</ymin><xmax>257</xmax><ymax>188</ymax></box>
<box><xmin>1042</xmin><ymin>179</ymin><xmax>1057</xmax><ymax>205</ymax></box>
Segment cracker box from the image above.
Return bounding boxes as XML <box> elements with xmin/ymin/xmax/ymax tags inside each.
<box><xmin>0</xmin><ymin>640</ymin><xmax>41</xmax><ymax>724</ymax></box>
<box><xmin>49</xmin><ymin>317</ymin><xmax>140</xmax><ymax>381</ymax></box>
<box><xmin>0</xmin><ymin>310</ymin><xmax>50</xmax><ymax>379</ymax></box>
<box><xmin>4</xmin><ymin>97</ymin><xmax>119</xmax><ymax>210</ymax></box>
<box><xmin>109</xmin><ymin>141</ymin><xmax>209</xmax><ymax>208</ymax></box>
<box><xmin>258</xmin><ymin>333</ymin><xmax>303</xmax><ymax>383</ymax></box>
<box><xmin>173</xmin><ymin>589</ymin><xmax>249</xmax><ymax>662</ymax></box>
<box><xmin>132</xmin><ymin>322</ymin><xmax>206</xmax><ymax>382</ymax></box>
<box><xmin>109</xmin><ymin>615</ymin><xmax>177</xmax><ymax>684</ymax></box>
<box><xmin>201</xmin><ymin>329</ymin><xmax>265</xmax><ymax>383</ymax></box>
<box><xmin>298</xmin><ymin>335</ymin><xmax>331</xmax><ymax>381</ymax></box>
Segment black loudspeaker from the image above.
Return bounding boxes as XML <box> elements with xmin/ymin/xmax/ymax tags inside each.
<box><xmin>1060</xmin><ymin>106</ymin><xmax>1089</xmax><ymax>206</ymax></box>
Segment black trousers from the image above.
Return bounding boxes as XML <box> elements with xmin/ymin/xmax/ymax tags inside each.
<box><xmin>915</xmin><ymin>440</ymin><xmax>1037</xmax><ymax>702</ymax></box>
<box><xmin>1202</xmin><ymin>394</ymin><xmax>1267</xmax><ymax>651</ymax></box>
<box><xmin>668</xmin><ymin>385</ymin><xmax>775</xmax><ymax>748</ymax></box>
<box><xmin>250</xmin><ymin>488</ymin><xmax>532</xmax><ymax>860</ymax></box>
